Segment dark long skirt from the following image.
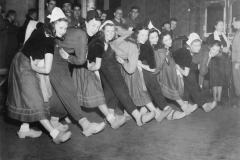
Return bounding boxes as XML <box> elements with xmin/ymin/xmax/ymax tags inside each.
<box><xmin>120</xmin><ymin>66</ymin><xmax>151</xmax><ymax>106</ymax></box>
<box><xmin>157</xmin><ymin>54</ymin><xmax>183</xmax><ymax>100</ymax></box>
<box><xmin>209</xmin><ymin>53</ymin><xmax>231</xmax><ymax>87</ymax></box>
<box><xmin>7</xmin><ymin>52</ymin><xmax>50</xmax><ymax>122</ymax></box>
<box><xmin>72</xmin><ymin>68</ymin><xmax>105</xmax><ymax>108</ymax></box>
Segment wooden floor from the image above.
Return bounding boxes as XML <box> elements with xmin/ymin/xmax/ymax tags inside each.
<box><xmin>0</xmin><ymin>92</ymin><xmax>240</xmax><ymax>160</ymax></box>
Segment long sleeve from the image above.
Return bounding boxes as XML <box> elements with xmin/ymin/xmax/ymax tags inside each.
<box><xmin>232</xmin><ymin>31</ymin><xmax>240</xmax><ymax>63</ymax></box>
<box><xmin>0</xmin><ymin>16</ymin><xmax>6</xmax><ymax>31</ymax></box>
<box><xmin>199</xmin><ymin>52</ymin><xmax>209</xmax><ymax>77</ymax></box>
<box><xmin>111</xmin><ymin>37</ymin><xmax>139</xmax><ymax>74</ymax></box>
<box><xmin>56</xmin><ymin>28</ymin><xmax>87</xmax><ymax>65</ymax></box>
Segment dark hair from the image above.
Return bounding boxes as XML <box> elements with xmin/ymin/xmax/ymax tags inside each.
<box><xmin>102</xmin><ymin>11</ymin><xmax>107</xmax><ymax>15</ymax></box>
<box><xmin>46</xmin><ymin>0</ymin><xmax>56</xmax><ymax>3</ymax></box>
<box><xmin>146</xmin><ymin>28</ymin><xmax>162</xmax><ymax>51</ymax></box>
<box><xmin>28</xmin><ymin>8</ymin><xmax>37</xmax><ymax>16</ymax></box>
<box><xmin>131</xmin><ymin>26</ymin><xmax>149</xmax><ymax>40</ymax></box>
<box><xmin>6</xmin><ymin>10</ymin><xmax>16</xmax><ymax>18</ymax></box>
<box><xmin>208</xmin><ymin>40</ymin><xmax>222</xmax><ymax>49</ymax></box>
<box><xmin>215</xmin><ymin>20</ymin><xmax>223</xmax><ymax>26</ymax></box>
<box><xmin>44</xmin><ymin>18</ymin><xmax>68</xmax><ymax>39</ymax></box>
<box><xmin>72</xmin><ymin>3</ymin><xmax>81</xmax><ymax>10</ymax></box>
<box><xmin>170</xmin><ymin>18</ymin><xmax>177</xmax><ymax>22</ymax></box>
<box><xmin>130</xmin><ymin>6</ymin><xmax>140</xmax><ymax>12</ymax></box>
<box><xmin>162</xmin><ymin>22</ymin><xmax>170</xmax><ymax>28</ymax></box>
<box><xmin>80</xmin><ymin>18</ymin><xmax>102</xmax><ymax>30</ymax></box>
<box><xmin>99</xmin><ymin>23</ymin><xmax>116</xmax><ymax>42</ymax></box>
<box><xmin>234</xmin><ymin>15</ymin><xmax>240</xmax><ymax>22</ymax></box>
<box><xmin>114</xmin><ymin>7</ymin><xmax>123</xmax><ymax>13</ymax></box>
<box><xmin>159</xmin><ymin>31</ymin><xmax>171</xmax><ymax>44</ymax></box>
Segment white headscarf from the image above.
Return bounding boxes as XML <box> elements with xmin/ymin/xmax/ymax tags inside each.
<box><xmin>186</xmin><ymin>32</ymin><xmax>202</xmax><ymax>46</ymax></box>
<box><xmin>148</xmin><ymin>21</ymin><xmax>161</xmax><ymax>34</ymax></box>
<box><xmin>47</xmin><ymin>7</ymin><xmax>66</xmax><ymax>22</ymax></box>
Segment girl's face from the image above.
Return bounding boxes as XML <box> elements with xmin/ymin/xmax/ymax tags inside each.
<box><xmin>55</xmin><ymin>20</ymin><xmax>68</xmax><ymax>37</ymax></box>
<box><xmin>149</xmin><ymin>32</ymin><xmax>159</xmax><ymax>45</ymax></box>
<box><xmin>215</xmin><ymin>21</ymin><xmax>224</xmax><ymax>32</ymax></box>
<box><xmin>162</xmin><ymin>34</ymin><xmax>172</xmax><ymax>48</ymax></box>
<box><xmin>190</xmin><ymin>41</ymin><xmax>202</xmax><ymax>53</ymax></box>
<box><xmin>210</xmin><ymin>45</ymin><xmax>220</xmax><ymax>56</ymax></box>
<box><xmin>86</xmin><ymin>19</ymin><xmax>101</xmax><ymax>36</ymax></box>
<box><xmin>137</xmin><ymin>29</ymin><xmax>149</xmax><ymax>44</ymax></box>
<box><xmin>104</xmin><ymin>25</ymin><xmax>115</xmax><ymax>41</ymax></box>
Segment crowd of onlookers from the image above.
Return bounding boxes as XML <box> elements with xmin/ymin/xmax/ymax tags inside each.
<box><xmin>0</xmin><ymin>0</ymin><xmax>179</xmax><ymax>69</ymax></box>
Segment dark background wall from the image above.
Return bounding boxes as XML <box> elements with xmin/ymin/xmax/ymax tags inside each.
<box><xmin>121</xmin><ymin>0</ymin><xmax>170</xmax><ymax>30</ymax></box>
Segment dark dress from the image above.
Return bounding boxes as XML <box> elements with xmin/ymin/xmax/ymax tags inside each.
<box><xmin>207</xmin><ymin>34</ymin><xmax>231</xmax><ymax>87</ymax></box>
<box><xmin>156</xmin><ymin>48</ymin><xmax>183</xmax><ymax>100</ymax></box>
<box><xmin>173</xmin><ymin>47</ymin><xmax>210</xmax><ymax>107</ymax></box>
<box><xmin>7</xmin><ymin>28</ymin><xmax>54</xmax><ymax>122</ymax></box>
<box><xmin>72</xmin><ymin>37</ymin><xmax>105</xmax><ymax>108</ymax></box>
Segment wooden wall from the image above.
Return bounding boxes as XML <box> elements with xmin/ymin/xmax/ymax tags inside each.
<box><xmin>170</xmin><ymin>0</ymin><xmax>201</xmax><ymax>38</ymax></box>
<box><xmin>121</xmin><ymin>0</ymin><xmax>170</xmax><ymax>30</ymax></box>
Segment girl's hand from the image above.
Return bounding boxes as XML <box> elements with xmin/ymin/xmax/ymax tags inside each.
<box><xmin>30</xmin><ymin>56</ymin><xmax>37</xmax><ymax>69</ymax></box>
<box><xmin>176</xmin><ymin>64</ymin><xmax>181</xmax><ymax>70</ymax></box>
<box><xmin>137</xmin><ymin>60</ymin><xmax>143</xmax><ymax>66</ymax></box>
<box><xmin>104</xmin><ymin>43</ymin><xmax>108</xmax><ymax>51</ymax></box>
<box><xmin>87</xmin><ymin>60</ymin><xmax>95</xmax><ymax>69</ymax></box>
<box><xmin>116</xmin><ymin>56</ymin><xmax>125</xmax><ymax>64</ymax></box>
<box><xmin>59</xmin><ymin>48</ymin><xmax>69</xmax><ymax>60</ymax></box>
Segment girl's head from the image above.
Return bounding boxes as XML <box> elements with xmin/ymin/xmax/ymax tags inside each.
<box><xmin>99</xmin><ymin>20</ymin><xmax>116</xmax><ymax>42</ymax></box>
<box><xmin>85</xmin><ymin>10</ymin><xmax>102</xmax><ymax>36</ymax></box>
<box><xmin>148</xmin><ymin>28</ymin><xmax>160</xmax><ymax>45</ymax></box>
<box><xmin>215</xmin><ymin>20</ymin><xmax>224</xmax><ymax>32</ymax></box>
<box><xmin>160</xmin><ymin>31</ymin><xmax>172</xmax><ymax>48</ymax></box>
<box><xmin>47</xmin><ymin>7</ymin><xmax>68</xmax><ymax>38</ymax></box>
<box><xmin>186</xmin><ymin>33</ymin><xmax>202</xmax><ymax>53</ymax></box>
<box><xmin>208</xmin><ymin>40</ymin><xmax>221</xmax><ymax>55</ymax></box>
<box><xmin>132</xmin><ymin>26</ymin><xmax>149</xmax><ymax>44</ymax></box>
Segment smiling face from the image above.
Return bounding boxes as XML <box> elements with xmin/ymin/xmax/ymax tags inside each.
<box><xmin>55</xmin><ymin>20</ymin><xmax>68</xmax><ymax>37</ymax></box>
<box><xmin>130</xmin><ymin>9</ymin><xmax>139</xmax><ymax>20</ymax></box>
<box><xmin>162</xmin><ymin>34</ymin><xmax>172</xmax><ymax>48</ymax></box>
<box><xmin>86</xmin><ymin>19</ymin><xmax>101</xmax><ymax>36</ymax></box>
<box><xmin>104</xmin><ymin>25</ymin><xmax>115</xmax><ymax>42</ymax></box>
<box><xmin>73</xmin><ymin>6</ymin><xmax>81</xmax><ymax>18</ymax></box>
<box><xmin>149</xmin><ymin>31</ymin><xmax>159</xmax><ymax>45</ymax></box>
<box><xmin>163</xmin><ymin>23</ymin><xmax>171</xmax><ymax>31</ymax></box>
<box><xmin>190</xmin><ymin>41</ymin><xmax>202</xmax><ymax>53</ymax></box>
<box><xmin>137</xmin><ymin>29</ymin><xmax>149</xmax><ymax>44</ymax></box>
<box><xmin>62</xmin><ymin>3</ymin><xmax>71</xmax><ymax>14</ymax></box>
<box><xmin>215</xmin><ymin>21</ymin><xmax>224</xmax><ymax>32</ymax></box>
<box><xmin>209</xmin><ymin>45</ymin><xmax>220</xmax><ymax>56</ymax></box>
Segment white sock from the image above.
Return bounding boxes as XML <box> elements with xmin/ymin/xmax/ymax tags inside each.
<box><xmin>106</xmin><ymin>114</ymin><xmax>116</xmax><ymax>124</ymax></box>
<box><xmin>50</xmin><ymin>129</ymin><xmax>60</xmax><ymax>139</ymax></box>
<box><xmin>19</xmin><ymin>123</ymin><xmax>30</xmax><ymax>133</ymax></box>
<box><xmin>164</xmin><ymin>106</ymin><xmax>170</xmax><ymax>110</ymax></box>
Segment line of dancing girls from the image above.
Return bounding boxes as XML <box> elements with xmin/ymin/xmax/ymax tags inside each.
<box><xmin>6</xmin><ymin>7</ymin><xmax>218</xmax><ymax>144</ymax></box>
